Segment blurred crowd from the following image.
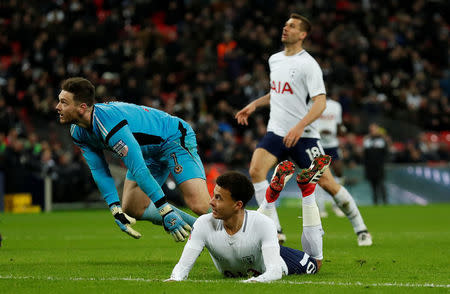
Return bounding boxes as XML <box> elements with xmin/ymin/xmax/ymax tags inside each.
<box><xmin>0</xmin><ymin>125</ymin><xmax>94</xmax><ymax>200</ymax></box>
<box><xmin>0</xmin><ymin>0</ymin><xmax>449</xmax><ymax>198</ymax></box>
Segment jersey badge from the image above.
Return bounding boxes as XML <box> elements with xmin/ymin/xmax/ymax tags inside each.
<box><xmin>242</xmin><ymin>255</ymin><xmax>255</xmax><ymax>265</ymax></box>
<box><xmin>112</xmin><ymin>140</ymin><xmax>129</xmax><ymax>157</ymax></box>
<box><xmin>171</xmin><ymin>153</ymin><xmax>183</xmax><ymax>174</ymax></box>
<box><xmin>289</xmin><ymin>68</ymin><xmax>297</xmax><ymax>79</ymax></box>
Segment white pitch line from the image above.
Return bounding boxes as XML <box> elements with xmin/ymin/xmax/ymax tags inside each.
<box><xmin>0</xmin><ymin>275</ymin><xmax>448</xmax><ymax>288</ymax></box>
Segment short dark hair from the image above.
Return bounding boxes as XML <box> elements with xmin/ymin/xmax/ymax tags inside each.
<box><xmin>61</xmin><ymin>77</ymin><xmax>95</xmax><ymax>106</ymax></box>
<box><xmin>216</xmin><ymin>171</ymin><xmax>254</xmax><ymax>207</ymax></box>
<box><xmin>290</xmin><ymin>13</ymin><xmax>311</xmax><ymax>34</ymax></box>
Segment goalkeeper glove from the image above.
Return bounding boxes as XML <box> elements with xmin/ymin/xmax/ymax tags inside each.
<box><xmin>158</xmin><ymin>203</ymin><xmax>192</xmax><ymax>242</ymax></box>
<box><xmin>110</xmin><ymin>204</ymin><xmax>142</xmax><ymax>239</ymax></box>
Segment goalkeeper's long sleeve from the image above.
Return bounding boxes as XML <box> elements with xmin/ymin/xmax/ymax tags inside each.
<box><xmin>72</xmin><ymin>140</ymin><xmax>120</xmax><ymax>206</ymax></box>
<box><xmin>72</xmin><ymin>120</ymin><xmax>166</xmax><ymax>206</ymax></box>
<box><xmin>104</xmin><ymin>123</ymin><xmax>165</xmax><ymax>204</ymax></box>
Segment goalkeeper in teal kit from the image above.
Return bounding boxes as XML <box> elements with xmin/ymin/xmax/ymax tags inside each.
<box><xmin>56</xmin><ymin>77</ymin><xmax>211</xmax><ymax>241</ymax></box>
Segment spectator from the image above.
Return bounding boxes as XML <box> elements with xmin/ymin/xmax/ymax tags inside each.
<box><xmin>0</xmin><ymin>0</ymin><xmax>447</xmax><ymax>201</ymax></box>
<box><xmin>363</xmin><ymin>123</ymin><xmax>389</xmax><ymax>205</ymax></box>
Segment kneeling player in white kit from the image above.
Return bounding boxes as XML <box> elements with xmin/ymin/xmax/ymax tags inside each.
<box><xmin>166</xmin><ymin>155</ymin><xmax>330</xmax><ymax>282</ymax></box>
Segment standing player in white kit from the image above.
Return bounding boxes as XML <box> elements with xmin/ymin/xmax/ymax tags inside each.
<box><xmin>315</xmin><ymin>97</ymin><xmax>346</xmax><ymax>218</ymax></box>
<box><xmin>235</xmin><ymin>13</ymin><xmax>372</xmax><ymax>246</ymax></box>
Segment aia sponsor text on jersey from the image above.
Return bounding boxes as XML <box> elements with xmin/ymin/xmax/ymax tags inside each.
<box><xmin>271</xmin><ymin>81</ymin><xmax>294</xmax><ymax>94</ymax></box>
<box><xmin>319</xmin><ymin>114</ymin><xmax>336</xmax><ymax>120</ymax></box>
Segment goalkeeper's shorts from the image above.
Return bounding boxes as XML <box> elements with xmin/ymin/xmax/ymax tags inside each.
<box><xmin>126</xmin><ymin>123</ymin><xmax>206</xmax><ymax>186</ymax></box>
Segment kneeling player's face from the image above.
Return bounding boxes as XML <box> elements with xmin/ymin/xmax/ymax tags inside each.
<box><xmin>210</xmin><ymin>185</ymin><xmax>239</xmax><ymax>220</ymax></box>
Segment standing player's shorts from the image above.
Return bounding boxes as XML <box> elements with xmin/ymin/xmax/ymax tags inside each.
<box><xmin>126</xmin><ymin>122</ymin><xmax>206</xmax><ymax>186</ymax></box>
<box><xmin>280</xmin><ymin>246</ymin><xmax>318</xmax><ymax>275</ymax></box>
<box><xmin>323</xmin><ymin>147</ymin><xmax>341</xmax><ymax>161</ymax></box>
<box><xmin>257</xmin><ymin>132</ymin><xmax>325</xmax><ymax>168</ymax></box>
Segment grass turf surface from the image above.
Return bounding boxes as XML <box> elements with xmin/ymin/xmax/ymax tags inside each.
<box><xmin>0</xmin><ymin>204</ymin><xmax>449</xmax><ymax>293</ymax></box>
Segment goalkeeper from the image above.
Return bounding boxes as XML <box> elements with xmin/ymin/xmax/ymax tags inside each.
<box><xmin>56</xmin><ymin>77</ymin><xmax>211</xmax><ymax>241</ymax></box>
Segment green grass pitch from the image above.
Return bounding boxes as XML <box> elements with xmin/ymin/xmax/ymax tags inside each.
<box><xmin>0</xmin><ymin>204</ymin><xmax>449</xmax><ymax>293</ymax></box>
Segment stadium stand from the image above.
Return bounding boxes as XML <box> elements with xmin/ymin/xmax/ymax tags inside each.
<box><xmin>0</xmin><ymin>0</ymin><xmax>448</xmax><ymax>201</ymax></box>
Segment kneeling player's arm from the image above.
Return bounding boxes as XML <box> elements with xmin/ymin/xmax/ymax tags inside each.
<box><xmin>168</xmin><ymin>221</ymin><xmax>206</xmax><ymax>280</ymax></box>
<box><xmin>169</xmin><ymin>247</ymin><xmax>202</xmax><ymax>281</ymax></box>
<box><xmin>244</xmin><ymin>246</ymin><xmax>282</xmax><ymax>283</ymax></box>
<box><xmin>244</xmin><ymin>219</ymin><xmax>282</xmax><ymax>283</ymax></box>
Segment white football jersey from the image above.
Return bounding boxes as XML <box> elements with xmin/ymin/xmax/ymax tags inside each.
<box><xmin>316</xmin><ymin>99</ymin><xmax>342</xmax><ymax>148</ymax></box>
<box><xmin>267</xmin><ymin>50</ymin><xmax>326</xmax><ymax>138</ymax></box>
<box><xmin>178</xmin><ymin>210</ymin><xmax>288</xmax><ymax>279</ymax></box>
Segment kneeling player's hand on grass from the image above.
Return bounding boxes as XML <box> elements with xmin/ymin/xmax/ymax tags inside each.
<box><xmin>158</xmin><ymin>203</ymin><xmax>192</xmax><ymax>242</ymax></box>
<box><xmin>110</xmin><ymin>204</ymin><xmax>142</xmax><ymax>239</ymax></box>
<box><xmin>242</xmin><ymin>277</ymin><xmax>260</xmax><ymax>283</ymax></box>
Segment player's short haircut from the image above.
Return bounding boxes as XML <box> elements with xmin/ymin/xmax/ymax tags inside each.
<box><xmin>290</xmin><ymin>13</ymin><xmax>311</xmax><ymax>34</ymax></box>
<box><xmin>216</xmin><ymin>171</ymin><xmax>255</xmax><ymax>207</ymax></box>
<box><xmin>61</xmin><ymin>77</ymin><xmax>95</xmax><ymax>106</ymax></box>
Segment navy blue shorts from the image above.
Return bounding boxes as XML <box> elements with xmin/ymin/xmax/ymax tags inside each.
<box><xmin>257</xmin><ymin>132</ymin><xmax>325</xmax><ymax>169</ymax></box>
<box><xmin>323</xmin><ymin>147</ymin><xmax>341</xmax><ymax>160</ymax></box>
<box><xmin>280</xmin><ymin>245</ymin><xmax>318</xmax><ymax>275</ymax></box>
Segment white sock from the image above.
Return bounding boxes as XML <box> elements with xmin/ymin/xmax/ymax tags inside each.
<box><xmin>315</xmin><ymin>185</ymin><xmax>326</xmax><ymax>213</ymax></box>
<box><xmin>254</xmin><ymin>180</ymin><xmax>282</xmax><ymax>231</ymax></box>
<box><xmin>301</xmin><ymin>193</ymin><xmax>323</xmax><ymax>260</ymax></box>
<box><xmin>302</xmin><ymin>225</ymin><xmax>324</xmax><ymax>260</ymax></box>
<box><xmin>333</xmin><ymin>186</ymin><xmax>367</xmax><ymax>233</ymax></box>
<box><xmin>302</xmin><ymin>192</ymin><xmax>316</xmax><ymax>206</ymax></box>
<box><xmin>253</xmin><ymin>180</ymin><xmax>268</xmax><ymax>205</ymax></box>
